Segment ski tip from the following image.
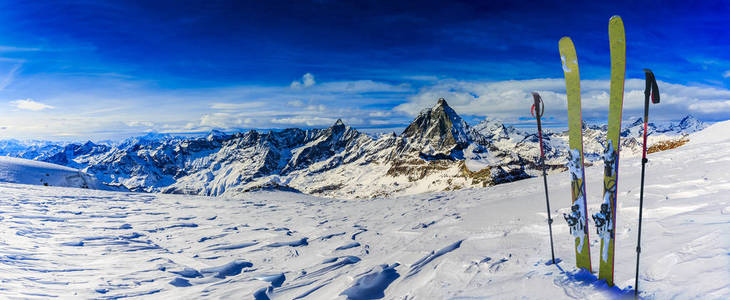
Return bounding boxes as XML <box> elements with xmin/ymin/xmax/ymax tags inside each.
<box><xmin>609</xmin><ymin>15</ymin><xmax>624</xmax><ymax>28</ymax></box>
<box><xmin>559</xmin><ymin>36</ymin><xmax>574</xmax><ymax>51</ymax></box>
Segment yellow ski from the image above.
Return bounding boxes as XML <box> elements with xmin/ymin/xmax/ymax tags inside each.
<box><xmin>559</xmin><ymin>36</ymin><xmax>592</xmax><ymax>272</ymax></box>
<box><xmin>593</xmin><ymin>15</ymin><xmax>626</xmax><ymax>287</ymax></box>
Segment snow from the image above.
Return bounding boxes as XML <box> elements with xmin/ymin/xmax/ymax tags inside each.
<box><xmin>0</xmin><ymin>156</ymin><xmax>108</xmax><ymax>189</ymax></box>
<box><xmin>688</xmin><ymin>119</ymin><xmax>730</xmax><ymax>145</ymax></box>
<box><xmin>0</xmin><ymin>122</ymin><xmax>727</xmax><ymax>298</ymax></box>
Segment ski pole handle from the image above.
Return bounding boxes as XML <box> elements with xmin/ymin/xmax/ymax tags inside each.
<box><xmin>531</xmin><ymin>92</ymin><xmax>544</xmax><ymax>118</ymax></box>
<box><xmin>643</xmin><ymin>69</ymin><xmax>660</xmax><ymax>105</ymax></box>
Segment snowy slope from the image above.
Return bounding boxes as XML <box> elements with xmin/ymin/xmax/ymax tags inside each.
<box><xmin>0</xmin><ymin>156</ymin><xmax>107</xmax><ymax>189</ymax></box>
<box><xmin>0</xmin><ymin>122</ymin><xmax>727</xmax><ymax>299</ymax></box>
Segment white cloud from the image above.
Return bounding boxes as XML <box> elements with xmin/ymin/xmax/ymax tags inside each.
<box><xmin>318</xmin><ymin>80</ymin><xmax>410</xmax><ymax>92</ymax></box>
<box><xmin>302</xmin><ymin>73</ymin><xmax>315</xmax><ymax>87</ymax></box>
<box><xmin>290</xmin><ymin>73</ymin><xmax>316</xmax><ymax>88</ymax></box>
<box><xmin>688</xmin><ymin>100</ymin><xmax>730</xmax><ymax>113</ymax></box>
<box><xmin>369</xmin><ymin>111</ymin><xmax>392</xmax><ymax>117</ymax></box>
<box><xmin>10</xmin><ymin>98</ymin><xmax>54</xmax><ymax>111</ymax></box>
<box><xmin>369</xmin><ymin>119</ymin><xmax>398</xmax><ymax>125</ymax></box>
<box><xmin>12</xmin><ymin>69</ymin><xmax>730</xmax><ymax>141</ymax></box>
<box><xmin>210</xmin><ymin>102</ymin><xmax>266</xmax><ymax>110</ymax></box>
<box><xmin>125</xmin><ymin>121</ymin><xmax>155</xmax><ymax>127</ymax></box>
<box><xmin>199</xmin><ymin>113</ymin><xmax>243</xmax><ymax>128</ymax></box>
<box><xmin>395</xmin><ymin>78</ymin><xmax>730</xmax><ymax>124</ymax></box>
<box><xmin>271</xmin><ymin>116</ymin><xmax>338</xmax><ymax>127</ymax></box>
<box><xmin>288</xmin><ymin>100</ymin><xmax>304</xmax><ymax>107</ymax></box>
<box><xmin>723</xmin><ymin>70</ymin><xmax>730</xmax><ymax>78</ymax></box>
<box><xmin>306</xmin><ymin>104</ymin><xmax>326</xmax><ymax>112</ymax></box>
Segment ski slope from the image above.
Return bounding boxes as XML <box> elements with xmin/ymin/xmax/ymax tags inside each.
<box><xmin>0</xmin><ymin>122</ymin><xmax>728</xmax><ymax>299</ymax></box>
<box><xmin>0</xmin><ymin>156</ymin><xmax>106</xmax><ymax>189</ymax></box>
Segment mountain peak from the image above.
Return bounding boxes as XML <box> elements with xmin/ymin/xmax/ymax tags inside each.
<box><xmin>679</xmin><ymin>115</ymin><xmax>699</xmax><ymax>125</ymax></box>
<box><xmin>630</xmin><ymin>117</ymin><xmax>644</xmax><ymax>127</ymax></box>
<box><xmin>672</xmin><ymin>115</ymin><xmax>706</xmax><ymax>133</ymax></box>
<box><xmin>206</xmin><ymin>129</ymin><xmax>229</xmax><ymax>142</ymax></box>
<box><xmin>400</xmin><ymin>98</ymin><xmax>472</xmax><ymax>157</ymax></box>
<box><xmin>333</xmin><ymin>119</ymin><xmax>345</xmax><ymax>127</ymax></box>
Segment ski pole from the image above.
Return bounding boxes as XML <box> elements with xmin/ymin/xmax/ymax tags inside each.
<box><xmin>635</xmin><ymin>69</ymin><xmax>660</xmax><ymax>299</ymax></box>
<box><xmin>532</xmin><ymin>92</ymin><xmax>556</xmax><ymax>265</ymax></box>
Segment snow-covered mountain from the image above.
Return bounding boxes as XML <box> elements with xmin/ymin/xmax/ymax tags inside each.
<box><xmin>0</xmin><ymin>99</ymin><xmax>707</xmax><ymax>199</ymax></box>
<box><xmin>0</xmin><ymin>139</ymin><xmax>66</xmax><ymax>161</ymax></box>
<box><xmin>162</xmin><ymin>99</ymin><xmax>528</xmax><ymax>198</ymax></box>
<box><xmin>474</xmin><ymin>114</ymin><xmax>706</xmax><ymax>176</ymax></box>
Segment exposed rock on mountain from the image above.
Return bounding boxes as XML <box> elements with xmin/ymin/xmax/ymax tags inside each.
<box><xmin>398</xmin><ymin>98</ymin><xmax>472</xmax><ymax>159</ymax></box>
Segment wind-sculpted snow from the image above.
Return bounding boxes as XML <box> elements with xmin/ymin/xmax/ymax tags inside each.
<box><xmin>340</xmin><ymin>263</ymin><xmax>401</xmax><ymax>300</ymax></box>
<box><xmin>200</xmin><ymin>260</ymin><xmax>253</xmax><ymax>278</ymax></box>
<box><xmin>267</xmin><ymin>238</ymin><xmax>309</xmax><ymax>248</ymax></box>
<box><xmin>0</xmin><ymin>121</ymin><xmax>728</xmax><ymax>298</ymax></box>
<box><xmin>335</xmin><ymin>242</ymin><xmax>361</xmax><ymax>251</ymax></box>
<box><xmin>406</xmin><ymin>240</ymin><xmax>463</xmax><ymax>278</ymax></box>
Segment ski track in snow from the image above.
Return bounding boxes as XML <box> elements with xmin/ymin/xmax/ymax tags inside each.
<box><xmin>0</xmin><ymin>124</ymin><xmax>729</xmax><ymax>298</ymax></box>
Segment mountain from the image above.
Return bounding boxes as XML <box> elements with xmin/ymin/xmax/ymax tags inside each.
<box><xmin>474</xmin><ymin>114</ymin><xmax>708</xmax><ymax>177</ymax></box>
<box><xmin>43</xmin><ymin>141</ymin><xmax>110</xmax><ymax>167</ymax></box>
<box><xmin>0</xmin><ymin>139</ymin><xmax>66</xmax><ymax>161</ymax></box>
<box><xmin>0</xmin><ymin>101</ymin><xmax>708</xmax><ymax>199</ymax></box>
<box><xmin>398</xmin><ymin>98</ymin><xmax>473</xmax><ymax>159</ymax></box>
<box><xmin>659</xmin><ymin>115</ymin><xmax>707</xmax><ymax>134</ymax></box>
<box><xmin>160</xmin><ymin>100</ymin><xmax>527</xmax><ymax>198</ymax></box>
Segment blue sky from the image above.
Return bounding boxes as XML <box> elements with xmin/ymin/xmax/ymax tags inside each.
<box><xmin>0</xmin><ymin>0</ymin><xmax>729</xmax><ymax>140</ymax></box>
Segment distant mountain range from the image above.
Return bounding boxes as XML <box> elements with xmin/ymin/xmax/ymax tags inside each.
<box><xmin>0</xmin><ymin>99</ymin><xmax>706</xmax><ymax>198</ymax></box>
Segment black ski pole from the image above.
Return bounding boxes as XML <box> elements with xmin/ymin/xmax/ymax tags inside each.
<box><xmin>635</xmin><ymin>69</ymin><xmax>660</xmax><ymax>299</ymax></box>
<box><xmin>532</xmin><ymin>92</ymin><xmax>556</xmax><ymax>265</ymax></box>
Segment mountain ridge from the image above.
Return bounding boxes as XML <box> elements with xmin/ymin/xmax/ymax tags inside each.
<box><xmin>0</xmin><ymin>99</ymin><xmax>708</xmax><ymax>199</ymax></box>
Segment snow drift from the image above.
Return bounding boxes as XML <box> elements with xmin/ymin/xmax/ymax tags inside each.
<box><xmin>0</xmin><ymin>156</ymin><xmax>107</xmax><ymax>189</ymax></box>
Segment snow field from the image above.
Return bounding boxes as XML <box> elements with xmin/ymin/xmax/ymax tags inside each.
<box><xmin>0</xmin><ymin>121</ymin><xmax>727</xmax><ymax>299</ymax></box>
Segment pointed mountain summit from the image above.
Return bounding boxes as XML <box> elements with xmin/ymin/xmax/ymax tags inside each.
<box><xmin>283</xmin><ymin>118</ymin><xmax>365</xmax><ymax>173</ymax></box>
<box><xmin>629</xmin><ymin>117</ymin><xmax>644</xmax><ymax>127</ymax></box>
<box><xmin>206</xmin><ymin>129</ymin><xmax>230</xmax><ymax>142</ymax></box>
<box><xmin>400</xmin><ymin>98</ymin><xmax>471</xmax><ymax>157</ymax></box>
<box><xmin>672</xmin><ymin>115</ymin><xmax>706</xmax><ymax>134</ymax></box>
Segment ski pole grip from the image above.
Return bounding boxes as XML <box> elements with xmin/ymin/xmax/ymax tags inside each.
<box><xmin>643</xmin><ymin>69</ymin><xmax>660</xmax><ymax>104</ymax></box>
<box><xmin>531</xmin><ymin>92</ymin><xmax>543</xmax><ymax>118</ymax></box>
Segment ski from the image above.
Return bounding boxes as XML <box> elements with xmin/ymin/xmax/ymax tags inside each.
<box><xmin>559</xmin><ymin>36</ymin><xmax>592</xmax><ymax>272</ymax></box>
<box><xmin>592</xmin><ymin>15</ymin><xmax>626</xmax><ymax>286</ymax></box>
